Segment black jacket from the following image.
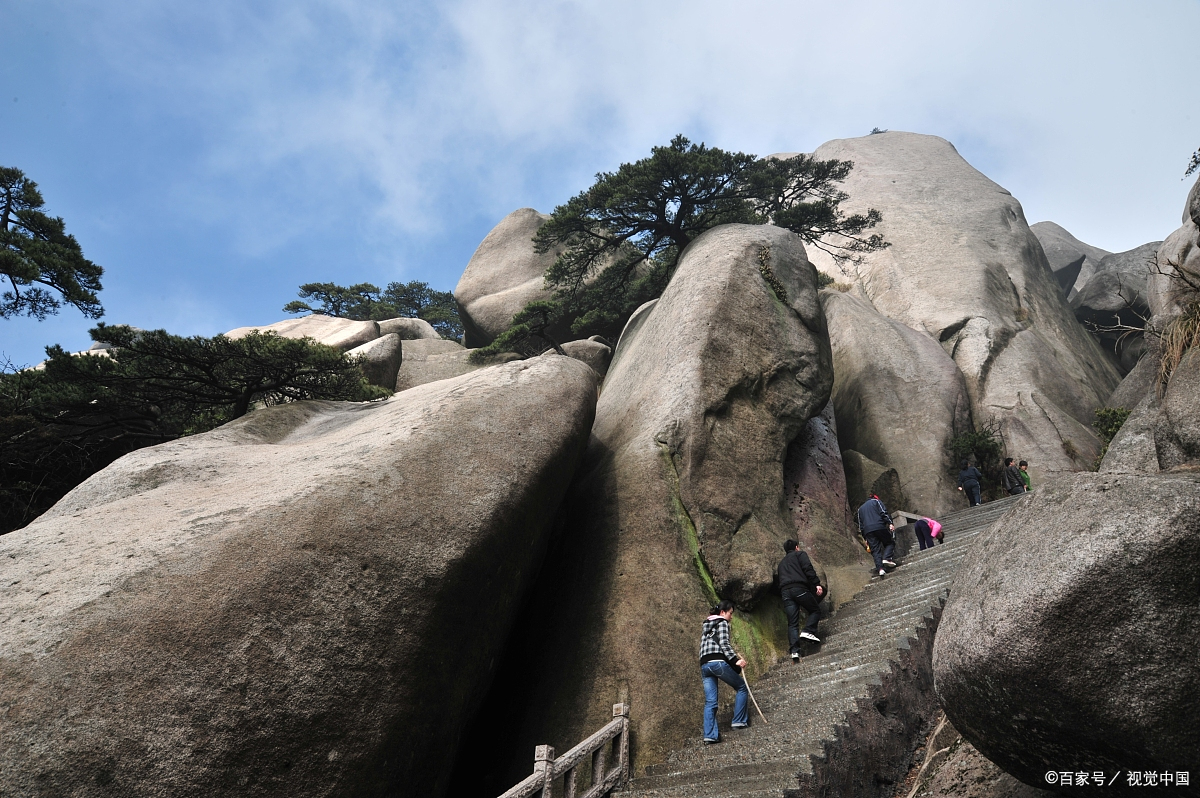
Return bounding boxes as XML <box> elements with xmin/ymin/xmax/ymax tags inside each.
<box><xmin>1001</xmin><ymin>464</ymin><xmax>1023</xmax><ymax>492</ymax></box>
<box><xmin>777</xmin><ymin>549</ymin><xmax>821</xmax><ymax>594</ymax></box>
<box><xmin>856</xmin><ymin>497</ymin><xmax>893</xmax><ymax>535</ymax></box>
<box><xmin>957</xmin><ymin>466</ymin><xmax>982</xmax><ymax>488</ymax></box>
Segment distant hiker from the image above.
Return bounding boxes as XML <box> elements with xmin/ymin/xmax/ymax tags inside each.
<box><xmin>957</xmin><ymin>460</ymin><xmax>983</xmax><ymax>507</ymax></box>
<box><xmin>1019</xmin><ymin>460</ymin><xmax>1031</xmax><ymax>492</ymax></box>
<box><xmin>913</xmin><ymin>517</ymin><xmax>942</xmax><ymax>550</ymax></box>
<box><xmin>699</xmin><ymin>600</ymin><xmax>749</xmax><ymax>743</ymax></box>
<box><xmin>856</xmin><ymin>494</ymin><xmax>896</xmax><ymax>577</ymax></box>
<box><xmin>778</xmin><ymin>540</ymin><xmax>825</xmax><ymax>660</ymax></box>
<box><xmin>1002</xmin><ymin>457</ymin><xmax>1026</xmax><ymax>495</ymax></box>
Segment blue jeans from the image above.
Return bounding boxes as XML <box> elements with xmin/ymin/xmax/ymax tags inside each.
<box><xmin>701</xmin><ymin>660</ymin><xmax>748</xmax><ymax>740</ymax></box>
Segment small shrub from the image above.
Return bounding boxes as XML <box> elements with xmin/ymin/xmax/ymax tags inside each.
<box><xmin>1093</xmin><ymin>407</ymin><xmax>1132</xmax><ymax>444</ymax></box>
<box><xmin>948</xmin><ymin>422</ymin><xmax>1004</xmax><ymax>491</ymax></box>
<box><xmin>1062</xmin><ymin>438</ymin><xmax>1080</xmax><ymax>461</ymax></box>
<box><xmin>817</xmin><ymin>271</ymin><xmax>835</xmax><ymax>289</ymax></box>
<box><xmin>1014</xmin><ymin>307</ymin><xmax>1029</xmax><ymax>323</ymax></box>
<box><xmin>831</xmin><ymin>281</ymin><xmax>853</xmax><ymax>293</ymax></box>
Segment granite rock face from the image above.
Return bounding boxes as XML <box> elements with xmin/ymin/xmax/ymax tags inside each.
<box><xmin>393</xmin><ymin>339</ymin><xmax>521</xmax><ymax>392</ymax></box>
<box><xmin>932</xmin><ymin>472</ymin><xmax>1200</xmax><ymax>789</ymax></box>
<box><xmin>557</xmin><ymin>337</ymin><xmax>613</xmax><ymax>377</ymax></box>
<box><xmin>804</xmin><ymin>132</ymin><xmax>1120</xmax><ymax>483</ymax></box>
<box><xmin>497</xmin><ymin>223</ymin><xmax>833</xmax><ymax>776</ymax></box>
<box><xmin>1154</xmin><ymin>348</ymin><xmax>1200</xmax><ymax>471</ymax></box>
<box><xmin>1070</xmin><ymin>241</ymin><xmax>1161</xmax><ymax>374</ymax></box>
<box><xmin>822</xmin><ymin>290</ymin><xmax>972</xmax><ymax>516</ymax></box>
<box><xmin>0</xmin><ymin>357</ymin><xmax>599</xmax><ymax>798</ymax></box>
<box><xmin>225</xmin><ymin>314</ymin><xmax>380</xmax><ymax>351</ymax></box>
<box><xmin>345</xmin><ymin>332</ymin><xmax>402</xmax><ymax>389</ymax></box>
<box><xmin>841</xmin><ymin>449</ymin><xmax>906</xmax><ymax>515</ymax></box>
<box><xmin>1029</xmin><ymin>220</ymin><xmax>1110</xmax><ymax>297</ymax></box>
<box><xmin>377</xmin><ymin>316</ymin><xmax>440</xmax><ymax>340</ymax></box>
<box><xmin>454</xmin><ymin>208</ymin><xmax>557</xmax><ymax>348</ymax></box>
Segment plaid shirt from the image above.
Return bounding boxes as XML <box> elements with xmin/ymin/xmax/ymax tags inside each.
<box><xmin>699</xmin><ymin>615</ymin><xmax>737</xmax><ymax>665</ymax></box>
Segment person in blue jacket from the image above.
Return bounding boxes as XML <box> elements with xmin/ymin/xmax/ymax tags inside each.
<box><xmin>857</xmin><ymin>494</ymin><xmax>896</xmax><ymax>577</ymax></box>
<box><xmin>957</xmin><ymin>460</ymin><xmax>983</xmax><ymax>507</ymax></box>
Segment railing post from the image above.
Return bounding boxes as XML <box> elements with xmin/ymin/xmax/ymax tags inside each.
<box><xmin>535</xmin><ymin>745</ymin><xmax>556</xmax><ymax>798</ymax></box>
<box><xmin>613</xmin><ymin>703</ymin><xmax>630</xmax><ymax>784</ymax></box>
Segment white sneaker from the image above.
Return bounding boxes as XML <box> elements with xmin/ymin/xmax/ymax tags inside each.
<box><xmin>878</xmin><ymin>569</ymin><xmax>887</xmax><ymax>577</ymax></box>
<box><xmin>799</xmin><ymin>632</ymin><xmax>821</xmax><ymax>643</ymax></box>
<box><xmin>731</xmin><ymin>722</ymin><xmax>749</xmax><ymax>729</ymax></box>
<box><xmin>791</xmin><ymin>652</ymin><xmax>800</xmax><ymax>662</ymax></box>
<box><xmin>882</xmin><ymin>559</ymin><xmax>897</xmax><ymax>568</ymax></box>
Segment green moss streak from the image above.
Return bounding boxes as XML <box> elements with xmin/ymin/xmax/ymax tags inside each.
<box><xmin>658</xmin><ymin>444</ymin><xmax>788</xmax><ymax>679</ymax></box>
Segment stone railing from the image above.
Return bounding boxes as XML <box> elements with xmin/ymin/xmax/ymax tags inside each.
<box><xmin>499</xmin><ymin>703</ymin><xmax>630</xmax><ymax>798</ymax></box>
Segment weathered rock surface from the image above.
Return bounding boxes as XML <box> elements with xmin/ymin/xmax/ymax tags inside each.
<box><xmin>1154</xmin><ymin>347</ymin><xmax>1200</xmax><ymax>471</ymax></box>
<box><xmin>804</xmin><ymin>132</ymin><xmax>1120</xmax><ymax>483</ymax></box>
<box><xmin>393</xmin><ymin>339</ymin><xmax>520</xmax><ymax>392</ymax></box>
<box><xmin>1106</xmin><ymin>347</ymin><xmax>1159</xmax><ymax>411</ymax></box>
<box><xmin>1149</xmin><ymin>201</ymin><xmax>1200</xmax><ymax>323</ymax></box>
<box><xmin>377</xmin><ymin>316</ymin><xmax>440</xmax><ymax>340</ymax></box>
<box><xmin>557</xmin><ymin>337</ymin><xmax>613</xmax><ymax>377</ymax></box>
<box><xmin>783</xmin><ymin>402</ymin><xmax>867</xmax><ymax>609</ymax></box>
<box><xmin>1070</xmin><ymin>241</ymin><xmax>1160</xmax><ymax>373</ymax></box>
<box><xmin>822</xmin><ymin>290</ymin><xmax>972</xmax><ymax>516</ymax></box>
<box><xmin>345</xmin><ymin>332</ymin><xmax>402</xmax><ymax>389</ymax></box>
<box><xmin>1029</xmin><ymin>221</ymin><xmax>1110</xmax><ymax>296</ymax></box>
<box><xmin>454</xmin><ymin>208</ymin><xmax>557</xmax><ymax>348</ymax></box>
<box><xmin>489</xmin><ymin>224</ymin><xmax>833</xmax><ymax>780</ymax></box>
<box><xmin>225</xmin><ymin>314</ymin><xmax>380</xmax><ymax>351</ymax></box>
<box><xmin>933</xmin><ymin>472</ymin><xmax>1200</xmax><ymax>789</ymax></box>
<box><xmin>1099</xmin><ymin>391</ymin><xmax>1161</xmax><ymax>474</ymax></box>
<box><xmin>841</xmin><ymin>449</ymin><xmax>906</xmax><ymax>516</ymax></box>
<box><xmin>0</xmin><ymin>357</ymin><xmax>599</xmax><ymax>798</ymax></box>
<box><xmin>914</xmin><ymin>736</ymin><xmax>1055</xmax><ymax>798</ymax></box>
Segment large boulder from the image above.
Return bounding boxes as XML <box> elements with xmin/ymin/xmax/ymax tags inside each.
<box><xmin>1070</xmin><ymin>241</ymin><xmax>1161</xmax><ymax>374</ymax></box>
<box><xmin>783</xmin><ymin>402</ymin><xmax>867</xmax><ymax>609</ymax></box>
<box><xmin>933</xmin><ymin>471</ymin><xmax>1200</xmax><ymax>789</ymax></box>
<box><xmin>804</xmin><ymin>132</ymin><xmax>1121</xmax><ymax>481</ymax></box>
<box><xmin>0</xmin><ymin>358</ymin><xmax>599</xmax><ymax>798</ymax></box>
<box><xmin>225</xmin><ymin>314</ymin><xmax>380</xmax><ymax>351</ymax></box>
<box><xmin>345</xmin><ymin>332</ymin><xmax>402</xmax><ymax>389</ymax></box>
<box><xmin>1154</xmin><ymin>347</ymin><xmax>1200</xmax><ymax>471</ymax></box>
<box><xmin>1098</xmin><ymin>391</ymin><xmax>1161</xmax><ymax>475</ymax></box>
<box><xmin>1148</xmin><ymin>184</ymin><xmax>1200</xmax><ymax>324</ymax></box>
<box><xmin>393</xmin><ymin>339</ymin><xmax>520</xmax><ymax>391</ymax></box>
<box><xmin>454</xmin><ymin>208</ymin><xmax>557</xmax><ymax>348</ymax></box>
<box><xmin>484</xmin><ymin>224</ymin><xmax>833</xmax><ymax>779</ymax></box>
<box><xmin>841</xmin><ymin>449</ymin><xmax>907</xmax><ymax>516</ymax></box>
<box><xmin>822</xmin><ymin>289</ymin><xmax>973</xmax><ymax>516</ymax></box>
<box><xmin>1029</xmin><ymin>221</ymin><xmax>1110</xmax><ymax>297</ymax></box>
<box><xmin>377</xmin><ymin>316</ymin><xmax>440</xmax><ymax>340</ymax></box>
<box><xmin>557</xmin><ymin>337</ymin><xmax>613</xmax><ymax>377</ymax></box>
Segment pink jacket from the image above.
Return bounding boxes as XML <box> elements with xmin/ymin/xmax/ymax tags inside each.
<box><xmin>927</xmin><ymin>518</ymin><xmax>943</xmax><ymax>538</ymax></box>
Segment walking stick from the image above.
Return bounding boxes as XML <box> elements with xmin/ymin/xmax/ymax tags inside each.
<box><xmin>741</xmin><ymin>663</ymin><xmax>768</xmax><ymax>724</ymax></box>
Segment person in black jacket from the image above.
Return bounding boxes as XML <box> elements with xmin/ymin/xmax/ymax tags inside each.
<box><xmin>857</xmin><ymin>494</ymin><xmax>897</xmax><ymax>577</ymax></box>
<box><xmin>778</xmin><ymin>539</ymin><xmax>825</xmax><ymax>660</ymax></box>
<box><xmin>957</xmin><ymin>460</ymin><xmax>983</xmax><ymax>507</ymax></box>
<box><xmin>1001</xmin><ymin>457</ymin><xmax>1026</xmax><ymax>495</ymax></box>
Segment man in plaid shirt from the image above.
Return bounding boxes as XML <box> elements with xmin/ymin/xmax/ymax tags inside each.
<box><xmin>699</xmin><ymin>600</ymin><xmax>749</xmax><ymax>743</ymax></box>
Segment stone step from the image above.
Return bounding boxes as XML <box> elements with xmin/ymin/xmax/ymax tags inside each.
<box><xmin>621</xmin><ymin>499</ymin><xmax>1019</xmax><ymax>798</ymax></box>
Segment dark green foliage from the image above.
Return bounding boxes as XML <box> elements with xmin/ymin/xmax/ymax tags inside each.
<box><xmin>869</xmin><ymin>128</ymin><xmax>889</xmax><ymax>135</ymax></box>
<box><xmin>817</xmin><ymin>271</ymin><xmax>836</xmax><ymax>288</ymax></box>
<box><xmin>284</xmin><ymin>280</ymin><xmax>463</xmax><ymax>339</ymax></box>
<box><xmin>948</xmin><ymin>422</ymin><xmax>1005</xmax><ymax>490</ymax></box>
<box><xmin>1</xmin><ymin>326</ymin><xmax>388</xmax><ymax>533</ymax></box>
<box><xmin>470</xmin><ymin>300</ymin><xmax>565</xmax><ymax>361</ymax></box>
<box><xmin>1093</xmin><ymin>407</ymin><xmax>1132</xmax><ymax>445</ymax></box>
<box><xmin>475</xmin><ymin>135</ymin><xmax>886</xmax><ymax>357</ymax></box>
<box><xmin>0</xmin><ymin>166</ymin><xmax>103</xmax><ymax>320</ymax></box>
<box><xmin>1091</xmin><ymin>406</ymin><xmax>1132</xmax><ymax>469</ymax></box>
<box><xmin>1187</xmin><ymin>147</ymin><xmax>1199</xmax><ymax>177</ymax></box>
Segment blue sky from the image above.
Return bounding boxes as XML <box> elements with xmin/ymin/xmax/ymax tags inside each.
<box><xmin>2</xmin><ymin>0</ymin><xmax>1197</xmax><ymax>366</ymax></box>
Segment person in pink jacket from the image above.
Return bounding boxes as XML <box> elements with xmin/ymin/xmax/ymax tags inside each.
<box><xmin>914</xmin><ymin>517</ymin><xmax>943</xmax><ymax>550</ymax></box>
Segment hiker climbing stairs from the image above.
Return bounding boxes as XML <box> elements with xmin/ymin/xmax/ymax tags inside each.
<box><xmin>617</xmin><ymin>495</ymin><xmax>1025</xmax><ymax>798</ymax></box>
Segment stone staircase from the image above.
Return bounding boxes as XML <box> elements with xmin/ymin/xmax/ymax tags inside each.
<box><xmin>618</xmin><ymin>495</ymin><xmax>1025</xmax><ymax>798</ymax></box>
